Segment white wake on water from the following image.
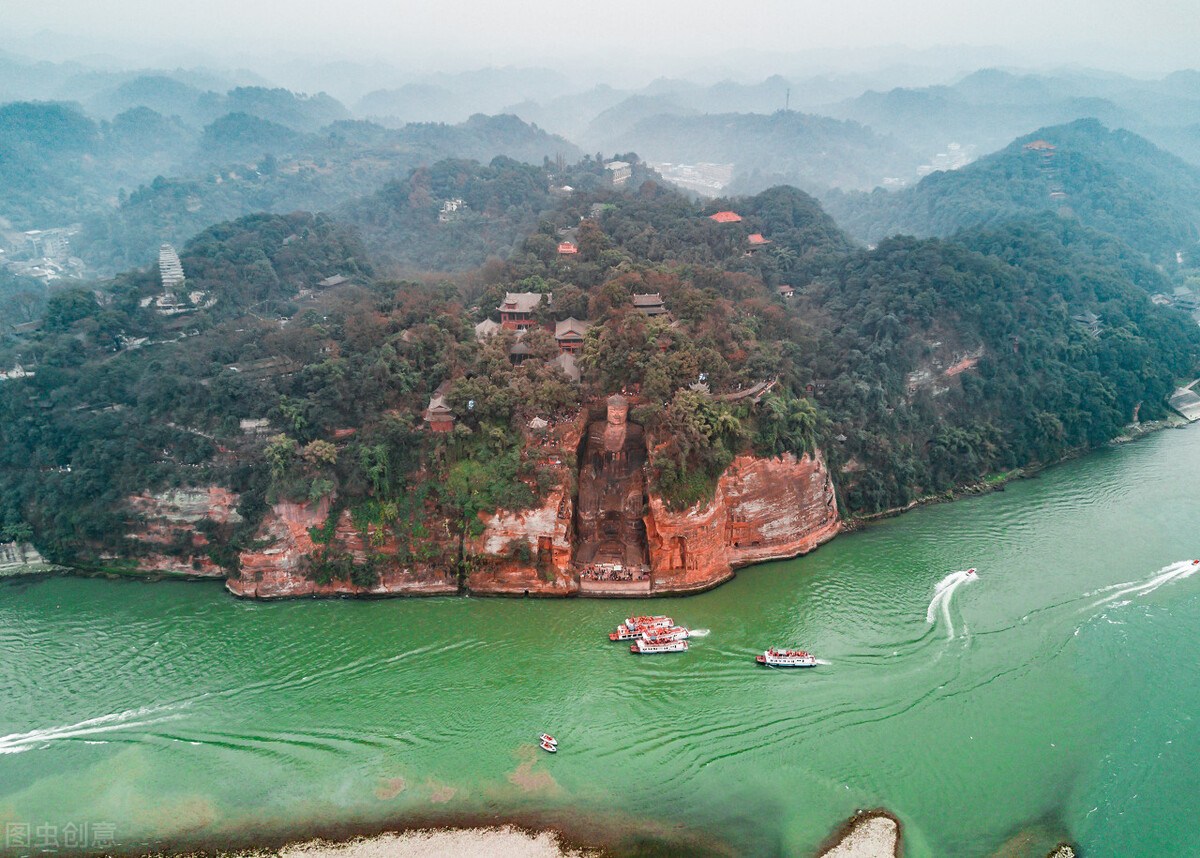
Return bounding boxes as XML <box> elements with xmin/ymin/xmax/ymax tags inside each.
<box><xmin>1088</xmin><ymin>560</ymin><xmax>1200</xmax><ymax>610</ymax></box>
<box><xmin>0</xmin><ymin>704</ymin><xmax>183</xmax><ymax>754</ymax></box>
<box><xmin>689</xmin><ymin>629</ymin><xmax>711</xmax><ymax>637</ymax></box>
<box><xmin>925</xmin><ymin>569</ymin><xmax>978</xmax><ymax>640</ymax></box>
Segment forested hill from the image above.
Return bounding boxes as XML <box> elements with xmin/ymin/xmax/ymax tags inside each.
<box><xmin>808</xmin><ymin>214</ymin><xmax>1199</xmax><ymax>510</ymax></box>
<box><xmin>823</xmin><ymin>119</ymin><xmax>1200</xmax><ymax>265</ymax></box>
<box><xmin>1</xmin><ymin>173</ymin><xmax>1198</xmax><ymax>572</ymax></box>
<box><xmin>66</xmin><ymin>113</ymin><xmax>579</xmax><ymax>274</ymax></box>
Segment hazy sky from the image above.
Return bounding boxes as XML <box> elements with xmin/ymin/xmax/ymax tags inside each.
<box><xmin>5</xmin><ymin>0</ymin><xmax>1198</xmax><ymax>76</ymax></box>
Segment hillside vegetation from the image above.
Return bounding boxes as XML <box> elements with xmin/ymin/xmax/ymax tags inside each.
<box><xmin>2</xmin><ymin>162</ymin><xmax>1197</xmax><ymax>577</ymax></box>
<box><xmin>823</xmin><ymin>120</ymin><xmax>1200</xmax><ymax>265</ymax></box>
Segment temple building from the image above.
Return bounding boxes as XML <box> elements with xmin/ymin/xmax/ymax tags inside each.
<box><xmin>498</xmin><ymin>292</ymin><xmax>553</xmax><ymax>330</ymax></box>
<box><xmin>554</xmin><ymin>317</ymin><xmax>590</xmax><ymax>354</ymax></box>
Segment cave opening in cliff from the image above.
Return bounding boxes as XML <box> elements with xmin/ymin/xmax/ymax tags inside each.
<box><xmin>573</xmin><ymin>394</ymin><xmax>650</xmax><ymax>587</ymax></box>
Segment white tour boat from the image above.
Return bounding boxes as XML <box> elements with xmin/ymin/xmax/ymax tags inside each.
<box><xmin>641</xmin><ymin>626</ymin><xmax>690</xmax><ymax>643</ymax></box>
<box><xmin>756</xmin><ymin>648</ymin><xmax>817</xmax><ymax>668</ymax></box>
<box><xmin>630</xmin><ymin>638</ymin><xmax>688</xmax><ymax>654</ymax></box>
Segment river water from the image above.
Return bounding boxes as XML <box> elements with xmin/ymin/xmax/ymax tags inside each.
<box><xmin>4</xmin><ymin>426</ymin><xmax>1200</xmax><ymax>857</ymax></box>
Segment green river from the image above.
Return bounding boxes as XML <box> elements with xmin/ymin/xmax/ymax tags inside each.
<box><xmin>4</xmin><ymin>425</ymin><xmax>1200</xmax><ymax>857</ymax></box>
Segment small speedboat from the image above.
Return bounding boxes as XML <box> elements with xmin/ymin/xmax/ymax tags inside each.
<box><xmin>965</xmin><ymin>568</ymin><xmax>978</xmax><ymax>577</ymax></box>
<box><xmin>539</xmin><ymin>733</ymin><xmax>558</xmax><ymax>746</ymax></box>
<box><xmin>539</xmin><ymin>739</ymin><xmax>557</xmax><ymax>753</ymax></box>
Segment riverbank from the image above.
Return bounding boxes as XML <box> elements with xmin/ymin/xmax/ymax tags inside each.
<box><xmin>235</xmin><ymin>828</ymin><xmax>599</xmax><ymax>858</ymax></box>
<box><xmin>152</xmin><ymin>813</ymin><xmax>904</xmax><ymax>858</ymax></box>
<box><xmin>842</xmin><ymin>413</ymin><xmax>1189</xmax><ymax>533</ymax></box>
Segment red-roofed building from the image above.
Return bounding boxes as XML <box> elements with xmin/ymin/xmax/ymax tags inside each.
<box><xmin>747</xmin><ymin>233</ymin><xmax>771</xmax><ymax>248</ymax></box>
<box><xmin>709</xmin><ymin>211</ymin><xmax>742</xmax><ymax>223</ymax></box>
<box><xmin>558</xmin><ymin>241</ymin><xmax>578</xmax><ymax>255</ymax></box>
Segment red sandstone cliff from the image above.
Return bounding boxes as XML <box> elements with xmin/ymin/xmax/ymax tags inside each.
<box><xmin>227</xmin><ymin>497</ymin><xmax>458</xmax><ymax>599</ymax></box>
<box><xmin>462</xmin><ymin>419</ymin><xmax>583</xmax><ymax>596</ymax></box>
<box><xmin>463</xmin><ymin>481</ymin><xmax>577</xmax><ymax>596</ymax></box>
<box><xmin>645</xmin><ymin>451</ymin><xmax>839</xmax><ymax>594</ymax></box>
<box><xmin>123</xmin><ymin>487</ymin><xmax>242</xmax><ymax>578</ymax></box>
<box><xmin>216</xmin><ymin>426</ymin><xmax>838</xmax><ymax>599</ymax></box>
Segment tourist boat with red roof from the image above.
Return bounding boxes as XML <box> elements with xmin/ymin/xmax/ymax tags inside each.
<box><xmin>609</xmin><ymin>623</ymin><xmax>688</xmax><ymax>642</ymax></box>
<box><xmin>631</xmin><ymin>638</ymin><xmax>688</xmax><ymax>654</ymax></box>
<box><xmin>609</xmin><ymin>616</ymin><xmax>675</xmax><ymax>640</ymax></box>
<box><xmin>756</xmin><ymin>648</ymin><xmax>817</xmax><ymax>668</ymax></box>
<box><xmin>641</xmin><ymin>626</ymin><xmax>690</xmax><ymax>643</ymax></box>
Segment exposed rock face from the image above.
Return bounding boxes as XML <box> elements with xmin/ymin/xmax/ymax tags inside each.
<box><xmin>645</xmin><ymin>451</ymin><xmax>839</xmax><ymax>593</ymax></box>
<box><xmin>217</xmin><ymin>410</ymin><xmax>839</xmax><ymax>599</ymax></box>
<box><xmin>228</xmin><ymin>498</ymin><xmax>458</xmax><ymax>599</ymax></box>
<box><xmin>463</xmin><ymin>417</ymin><xmax>584</xmax><ymax>596</ymax></box>
<box><xmin>124</xmin><ymin>487</ymin><xmax>243</xmax><ymax>577</ymax></box>
<box><xmin>0</xmin><ymin>542</ymin><xmax>55</xmax><ymax>576</ymax></box>
<box><xmin>464</xmin><ymin>481</ymin><xmax>577</xmax><ymax>596</ymax></box>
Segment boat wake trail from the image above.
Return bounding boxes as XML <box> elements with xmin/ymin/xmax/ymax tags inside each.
<box><xmin>1087</xmin><ymin>560</ymin><xmax>1200</xmax><ymax>611</ymax></box>
<box><xmin>0</xmin><ymin>704</ymin><xmax>184</xmax><ymax>754</ymax></box>
<box><xmin>925</xmin><ymin>569</ymin><xmax>978</xmax><ymax>640</ymax></box>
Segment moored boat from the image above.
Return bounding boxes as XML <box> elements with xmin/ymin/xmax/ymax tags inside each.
<box><xmin>630</xmin><ymin>638</ymin><xmax>688</xmax><ymax>654</ymax></box>
<box><xmin>609</xmin><ymin>625</ymin><xmax>643</xmax><ymax>641</ymax></box>
<box><xmin>642</xmin><ymin>626</ymin><xmax>690</xmax><ymax>643</ymax></box>
<box><xmin>540</xmin><ymin>739</ymin><xmax>557</xmax><ymax>753</ymax></box>
<box><xmin>609</xmin><ymin>623</ymin><xmax>689</xmax><ymax>642</ymax></box>
<box><xmin>624</xmin><ymin>615</ymin><xmax>672</xmax><ymax>630</ymax></box>
<box><xmin>756</xmin><ymin>648</ymin><xmax>817</xmax><ymax>668</ymax></box>
<box><xmin>539</xmin><ymin>733</ymin><xmax>557</xmax><ymax>746</ymax></box>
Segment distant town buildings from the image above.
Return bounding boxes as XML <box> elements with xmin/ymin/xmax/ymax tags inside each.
<box><xmin>645</xmin><ymin>162</ymin><xmax>734</xmax><ymax>197</ymax></box>
<box><xmin>605</xmin><ymin>160</ymin><xmax>632</xmax><ymax>185</ymax></box>
<box><xmin>3</xmin><ymin>226</ymin><xmax>84</xmax><ymax>282</ymax></box>
<box><xmin>25</xmin><ymin>228</ymin><xmax>72</xmax><ymax>259</ymax></box>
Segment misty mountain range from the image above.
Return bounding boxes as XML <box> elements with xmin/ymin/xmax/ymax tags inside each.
<box><xmin>3</xmin><ymin>45</ymin><xmax>1200</xmax><ymax>289</ymax></box>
